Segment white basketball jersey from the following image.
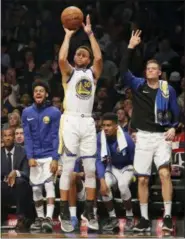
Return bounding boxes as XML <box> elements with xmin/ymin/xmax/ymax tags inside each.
<box><xmin>63</xmin><ymin>68</ymin><xmax>96</xmax><ymax>114</ymax></box>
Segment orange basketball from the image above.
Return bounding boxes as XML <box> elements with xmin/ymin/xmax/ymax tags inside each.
<box><xmin>61</xmin><ymin>6</ymin><xmax>84</xmax><ymax>30</ymax></box>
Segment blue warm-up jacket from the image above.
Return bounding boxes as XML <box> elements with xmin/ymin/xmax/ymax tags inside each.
<box><xmin>22</xmin><ymin>103</ymin><xmax>61</xmax><ymax>160</ymax></box>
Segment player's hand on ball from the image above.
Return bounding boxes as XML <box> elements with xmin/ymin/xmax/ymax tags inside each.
<box><xmin>29</xmin><ymin>159</ymin><xmax>38</xmax><ymax>167</ymax></box>
<box><xmin>164</xmin><ymin>128</ymin><xmax>176</xmax><ymax>141</ymax></box>
<box><xmin>63</xmin><ymin>27</ymin><xmax>77</xmax><ymax>37</ymax></box>
<box><xmin>128</xmin><ymin>29</ymin><xmax>142</xmax><ymax>49</ymax></box>
<box><xmin>82</xmin><ymin>14</ymin><xmax>92</xmax><ymax>35</ymax></box>
<box><xmin>50</xmin><ymin>160</ymin><xmax>58</xmax><ymax>174</ymax></box>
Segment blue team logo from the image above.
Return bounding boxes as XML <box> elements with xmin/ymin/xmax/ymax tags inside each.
<box><xmin>76</xmin><ymin>78</ymin><xmax>92</xmax><ymax>100</ymax></box>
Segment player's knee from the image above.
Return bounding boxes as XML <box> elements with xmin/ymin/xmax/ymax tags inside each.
<box><xmin>60</xmin><ymin>174</ymin><xmax>70</xmax><ymax>190</ymax></box>
<box><xmin>32</xmin><ymin>186</ymin><xmax>43</xmax><ymax>202</ymax></box>
<box><xmin>118</xmin><ymin>182</ymin><xmax>128</xmax><ymax>194</ymax></box>
<box><xmin>119</xmin><ymin>186</ymin><xmax>131</xmax><ymax>201</ymax></box>
<box><xmin>102</xmin><ymin>191</ymin><xmax>113</xmax><ymax>202</ymax></box>
<box><xmin>159</xmin><ymin>167</ymin><xmax>171</xmax><ymax>181</ymax></box>
<box><xmin>82</xmin><ymin>158</ymin><xmax>96</xmax><ymax>188</ymax></box>
<box><xmin>84</xmin><ymin>169</ymin><xmax>96</xmax><ymax>188</ymax></box>
<box><xmin>138</xmin><ymin>176</ymin><xmax>149</xmax><ymax>187</ymax></box>
<box><xmin>44</xmin><ymin>181</ymin><xmax>55</xmax><ymax>198</ymax></box>
<box><xmin>84</xmin><ymin>160</ymin><xmax>96</xmax><ymax>178</ymax></box>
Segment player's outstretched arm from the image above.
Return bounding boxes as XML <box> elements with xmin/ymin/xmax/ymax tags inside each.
<box><xmin>120</xmin><ymin>29</ymin><xmax>144</xmax><ymax>90</ymax></box>
<box><xmin>82</xmin><ymin>15</ymin><xmax>103</xmax><ymax>80</ymax></box>
<box><xmin>58</xmin><ymin>28</ymin><xmax>75</xmax><ymax>79</ymax></box>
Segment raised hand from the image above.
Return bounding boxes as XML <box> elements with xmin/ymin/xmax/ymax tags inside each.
<box><xmin>82</xmin><ymin>14</ymin><xmax>92</xmax><ymax>35</ymax></box>
<box><xmin>63</xmin><ymin>27</ymin><xmax>77</xmax><ymax>37</ymax></box>
<box><xmin>128</xmin><ymin>30</ymin><xmax>142</xmax><ymax>49</ymax></box>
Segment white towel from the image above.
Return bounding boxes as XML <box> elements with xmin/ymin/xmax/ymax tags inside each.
<box><xmin>100</xmin><ymin>126</ymin><xmax>128</xmax><ymax>161</ymax></box>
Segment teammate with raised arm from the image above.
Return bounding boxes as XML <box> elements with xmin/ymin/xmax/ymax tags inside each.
<box><xmin>58</xmin><ymin>15</ymin><xmax>102</xmax><ymax>232</ymax></box>
<box><xmin>121</xmin><ymin>30</ymin><xmax>179</xmax><ymax>232</ymax></box>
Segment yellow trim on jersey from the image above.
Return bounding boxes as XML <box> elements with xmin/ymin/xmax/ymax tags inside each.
<box><xmin>62</xmin><ymin>81</ymin><xmax>67</xmax><ymax>111</ymax></box>
<box><xmin>58</xmin><ymin>115</ymin><xmax>64</xmax><ymax>155</ymax></box>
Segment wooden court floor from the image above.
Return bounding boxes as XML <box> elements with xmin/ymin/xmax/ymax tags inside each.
<box><xmin>1</xmin><ymin>230</ymin><xmax>178</xmax><ymax>238</ymax></box>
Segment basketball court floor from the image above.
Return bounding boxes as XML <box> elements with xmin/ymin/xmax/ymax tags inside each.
<box><xmin>1</xmin><ymin>218</ymin><xmax>184</xmax><ymax>239</ymax></box>
<box><xmin>1</xmin><ymin>230</ymin><xmax>184</xmax><ymax>239</ymax></box>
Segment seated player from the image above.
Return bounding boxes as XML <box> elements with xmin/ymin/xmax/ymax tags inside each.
<box><xmin>96</xmin><ymin>113</ymin><xmax>135</xmax><ymax>231</ymax></box>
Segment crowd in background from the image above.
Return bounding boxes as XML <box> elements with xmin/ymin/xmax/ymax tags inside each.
<box><xmin>1</xmin><ymin>0</ymin><xmax>184</xmax><ymax>148</ymax></box>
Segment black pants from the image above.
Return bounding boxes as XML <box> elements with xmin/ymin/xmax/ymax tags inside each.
<box><xmin>1</xmin><ymin>177</ymin><xmax>35</xmax><ymax>222</ymax></box>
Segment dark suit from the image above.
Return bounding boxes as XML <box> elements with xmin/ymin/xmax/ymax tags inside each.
<box><xmin>1</xmin><ymin>145</ymin><xmax>34</xmax><ymax>222</ymax></box>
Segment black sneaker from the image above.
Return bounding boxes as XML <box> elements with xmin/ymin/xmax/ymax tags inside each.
<box><xmin>41</xmin><ymin>217</ymin><xmax>53</xmax><ymax>233</ymax></box>
<box><xmin>133</xmin><ymin>217</ymin><xmax>151</xmax><ymax>232</ymax></box>
<box><xmin>30</xmin><ymin>217</ymin><xmax>44</xmax><ymax>230</ymax></box>
<box><xmin>102</xmin><ymin>217</ymin><xmax>119</xmax><ymax>231</ymax></box>
<box><xmin>81</xmin><ymin>201</ymin><xmax>99</xmax><ymax>231</ymax></box>
<box><xmin>162</xmin><ymin>215</ymin><xmax>173</xmax><ymax>232</ymax></box>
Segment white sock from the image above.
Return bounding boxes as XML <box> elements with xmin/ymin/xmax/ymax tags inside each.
<box><xmin>140</xmin><ymin>203</ymin><xmax>148</xmax><ymax>220</ymax></box>
<box><xmin>126</xmin><ymin>209</ymin><xmax>133</xmax><ymax>217</ymax></box>
<box><xmin>108</xmin><ymin>209</ymin><xmax>116</xmax><ymax>218</ymax></box>
<box><xmin>164</xmin><ymin>201</ymin><xmax>172</xmax><ymax>217</ymax></box>
<box><xmin>69</xmin><ymin>206</ymin><xmax>77</xmax><ymax>217</ymax></box>
<box><xmin>46</xmin><ymin>204</ymin><xmax>54</xmax><ymax>219</ymax></box>
<box><xmin>36</xmin><ymin>205</ymin><xmax>44</xmax><ymax>218</ymax></box>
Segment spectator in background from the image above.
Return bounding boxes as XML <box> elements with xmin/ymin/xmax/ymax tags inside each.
<box><xmin>1</xmin><ymin>107</ymin><xmax>9</xmax><ymax>127</ymax></box>
<box><xmin>18</xmin><ymin>94</ymin><xmax>32</xmax><ymax>113</ymax></box>
<box><xmin>1</xmin><ymin>41</ymin><xmax>11</xmax><ymax>68</ymax></box>
<box><xmin>99</xmin><ymin>46</ymin><xmax>118</xmax><ymax>87</ymax></box>
<box><xmin>2</xmin><ymin>83</ymin><xmax>15</xmax><ymax>113</ymax></box>
<box><xmin>1</xmin><ymin>128</ymin><xmax>33</xmax><ymax>230</ymax></box>
<box><xmin>2</xmin><ymin>111</ymin><xmax>21</xmax><ymax>130</ymax></box>
<box><xmin>123</xmin><ymin>99</ymin><xmax>133</xmax><ymax>118</ymax></box>
<box><xmin>93</xmin><ymin>87</ymin><xmax>113</xmax><ymax>113</ymax></box>
<box><xmin>177</xmin><ymin>77</ymin><xmax>185</xmax><ymax>113</ymax></box>
<box><xmin>154</xmin><ymin>38</ymin><xmax>179</xmax><ymax>65</ymax></box>
<box><xmin>5</xmin><ymin>67</ymin><xmax>19</xmax><ymax>103</ymax></box>
<box><xmin>114</xmin><ymin>98</ymin><xmax>125</xmax><ymax>112</ymax></box>
<box><xmin>116</xmin><ymin>108</ymin><xmax>129</xmax><ymax>132</ymax></box>
<box><xmin>15</xmin><ymin>127</ymin><xmax>24</xmax><ymax>145</ymax></box>
<box><xmin>52</xmin><ymin>96</ymin><xmax>62</xmax><ymax>112</ymax></box>
<box><xmin>124</xmin><ymin>88</ymin><xmax>132</xmax><ymax>100</ymax></box>
<box><xmin>49</xmin><ymin>61</ymin><xmax>63</xmax><ymax>98</ymax></box>
<box><xmin>93</xmin><ymin>113</ymin><xmax>102</xmax><ymax>133</ymax></box>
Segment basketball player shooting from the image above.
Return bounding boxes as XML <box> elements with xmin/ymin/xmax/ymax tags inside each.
<box><xmin>58</xmin><ymin>14</ymin><xmax>102</xmax><ymax>232</ymax></box>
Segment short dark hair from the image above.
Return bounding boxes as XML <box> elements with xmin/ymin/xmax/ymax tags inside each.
<box><xmin>102</xmin><ymin>112</ymin><xmax>118</xmax><ymax>124</ymax></box>
<box><xmin>32</xmin><ymin>80</ymin><xmax>50</xmax><ymax>93</ymax></box>
<box><xmin>146</xmin><ymin>59</ymin><xmax>161</xmax><ymax>70</ymax></box>
<box><xmin>76</xmin><ymin>45</ymin><xmax>93</xmax><ymax>60</ymax></box>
